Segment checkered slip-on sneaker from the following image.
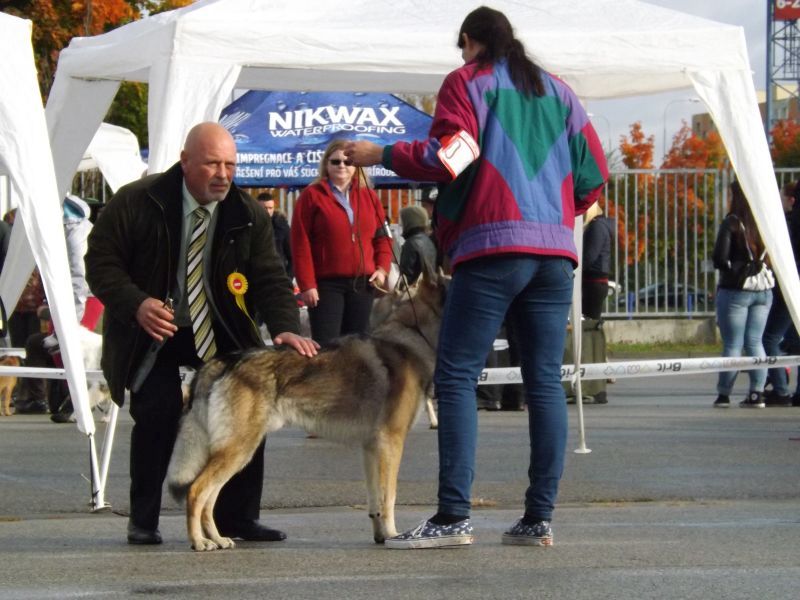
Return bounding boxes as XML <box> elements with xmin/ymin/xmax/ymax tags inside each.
<box><xmin>501</xmin><ymin>519</ymin><xmax>554</xmax><ymax>546</ymax></box>
<box><xmin>384</xmin><ymin>518</ymin><xmax>474</xmax><ymax>549</ymax></box>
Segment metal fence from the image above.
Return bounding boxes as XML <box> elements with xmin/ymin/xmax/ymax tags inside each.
<box><xmin>604</xmin><ymin>167</ymin><xmax>800</xmax><ymax>318</ymax></box>
<box><xmin>6</xmin><ymin>167</ymin><xmax>800</xmax><ymax>320</ymax></box>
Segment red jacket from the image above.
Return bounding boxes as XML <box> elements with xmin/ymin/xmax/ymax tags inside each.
<box><xmin>291</xmin><ymin>179</ymin><xmax>392</xmax><ymax>291</ymax></box>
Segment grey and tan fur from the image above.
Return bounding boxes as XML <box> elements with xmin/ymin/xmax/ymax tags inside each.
<box><xmin>167</xmin><ymin>274</ymin><xmax>445</xmax><ymax>551</ymax></box>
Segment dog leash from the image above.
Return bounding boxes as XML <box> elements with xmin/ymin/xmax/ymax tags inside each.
<box><xmin>356</xmin><ymin>166</ymin><xmax>437</xmax><ymax>352</ymax></box>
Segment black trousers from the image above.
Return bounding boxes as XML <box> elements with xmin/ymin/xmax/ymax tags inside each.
<box><xmin>17</xmin><ymin>331</ymin><xmax>49</xmax><ymax>405</ymax></box>
<box><xmin>582</xmin><ymin>280</ymin><xmax>609</xmax><ymax>320</ymax></box>
<box><xmin>308</xmin><ymin>277</ymin><xmax>374</xmax><ymax>345</ymax></box>
<box><xmin>128</xmin><ymin>327</ymin><xmax>265</xmax><ymax>530</ymax></box>
<box><xmin>9</xmin><ymin>312</ymin><xmax>42</xmax><ymax>348</ymax></box>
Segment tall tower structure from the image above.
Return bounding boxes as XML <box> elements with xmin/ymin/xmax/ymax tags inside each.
<box><xmin>767</xmin><ymin>1</ymin><xmax>800</xmax><ymax>137</ymax></box>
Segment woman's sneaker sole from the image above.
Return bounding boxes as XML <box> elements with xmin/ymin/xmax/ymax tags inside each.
<box><xmin>385</xmin><ymin>535</ymin><xmax>473</xmax><ymax>549</ymax></box>
<box><xmin>501</xmin><ymin>533</ymin><xmax>553</xmax><ymax>546</ymax></box>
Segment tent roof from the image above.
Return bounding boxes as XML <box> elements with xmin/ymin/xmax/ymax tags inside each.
<box><xmin>55</xmin><ymin>0</ymin><xmax>749</xmax><ymax>98</ymax></box>
<box><xmin>44</xmin><ymin>0</ymin><xmax>800</xmax><ymax>342</ymax></box>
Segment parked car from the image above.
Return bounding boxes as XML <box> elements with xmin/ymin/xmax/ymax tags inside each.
<box><xmin>617</xmin><ymin>282</ymin><xmax>714</xmax><ymax>312</ymax></box>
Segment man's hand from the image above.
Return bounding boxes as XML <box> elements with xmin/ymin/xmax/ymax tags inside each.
<box><xmin>343</xmin><ymin>141</ymin><xmax>383</xmax><ymax>167</ymax></box>
<box><xmin>135</xmin><ymin>297</ymin><xmax>177</xmax><ymax>342</ymax></box>
<box><xmin>273</xmin><ymin>332</ymin><xmax>320</xmax><ymax>357</ymax></box>
<box><xmin>300</xmin><ymin>288</ymin><xmax>319</xmax><ymax>307</ymax></box>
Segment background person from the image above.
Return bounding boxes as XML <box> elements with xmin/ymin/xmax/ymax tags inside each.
<box><xmin>257</xmin><ymin>191</ymin><xmax>293</xmax><ymax>280</ymax></box>
<box><xmin>25</xmin><ymin>194</ymin><xmax>99</xmax><ymax>423</ymax></box>
<box><xmin>346</xmin><ymin>6</ymin><xmax>607</xmax><ymax>548</ymax></box>
<box><xmin>712</xmin><ymin>180</ymin><xmax>774</xmax><ymax>409</ymax></box>
<box><xmin>86</xmin><ymin>122</ymin><xmax>317</xmax><ymax>546</ymax></box>
<box><xmin>290</xmin><ymin>140</ymin><xmax>392</xmax><ymax>345</ymax></box>
<box><xmin>398</xmin><ymin>205</ymin><xmax>436</xmax><ymax>287</ymax></box>
<box><xmin>760</xmin><ymin>180</ymin><xmax>800</xmax><ymax>407</ymax></box>
<box><xmin>582</xmin><ymin>202</ymin><xmax>614</xmax><ymax>320</ymax></box>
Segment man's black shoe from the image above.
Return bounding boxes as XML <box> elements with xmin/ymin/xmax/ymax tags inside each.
<box><xmin>218</xmin><ymin>520</ymin><xmax>287</xmax><ymax>542</ymax></box>
<box><xmin>127</xmin><ymin>525</ymin><xmax>162</xmax><ymax>545</ymax></box>
<box><xmin>50</xmin><ymin>412</ymin><xmax>76</xmax><ymax>423</ymax></box>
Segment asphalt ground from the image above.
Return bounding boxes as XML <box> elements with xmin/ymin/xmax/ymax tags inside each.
<box><xmin>0</xmin><ymin>371</ymin><xmax>798</xmax><ymax>599</ymax></box>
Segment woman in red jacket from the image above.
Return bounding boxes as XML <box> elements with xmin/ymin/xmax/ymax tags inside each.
<box><xmin>291</xmin><ymin>140</ymin><xmax>392</xmax><ymax>344</ymax></box>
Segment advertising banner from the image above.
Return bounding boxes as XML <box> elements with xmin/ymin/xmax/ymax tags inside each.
<box><xmin>220</xmin><ymin>90</ymin><xmax>434</xmax><ymax>187</ymax></box>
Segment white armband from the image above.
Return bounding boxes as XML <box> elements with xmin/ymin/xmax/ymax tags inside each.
<box><xmin>436</xmin><ymin>130</ymin><xmax>480</xmax><ymax>179</ymax></box>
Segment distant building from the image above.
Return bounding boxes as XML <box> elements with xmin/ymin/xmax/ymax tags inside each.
<box><xmin>692</xmin><ymin>86</ymin><xmax>800</xmax><ymax>138</ymax></box>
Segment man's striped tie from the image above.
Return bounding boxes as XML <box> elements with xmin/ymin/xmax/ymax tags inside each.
<box><xmin>187</xmin><ymin>207</ymin><xmax>216</xmax><ymax>361</ymax></box>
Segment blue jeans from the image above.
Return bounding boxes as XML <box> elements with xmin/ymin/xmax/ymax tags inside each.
<box><xmin>715</xmin><ymin>288</ymin><xmax>773</xmax><ymax>395</ymax></box>
<box><xmin>434</xmin><ymin>255</ymin><xmax>574</xmax><ymax>520</ymax></box>
<box><xmin>762</xmin><ymin>292</ymin><xmax>792</xmax><ymax>396</ymax></box>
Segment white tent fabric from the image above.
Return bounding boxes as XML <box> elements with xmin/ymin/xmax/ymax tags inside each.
<box><xmin>78</xmin><ymin>123</ymin><xmax>147</xmax><ymax>193</ymax></box>
<box><xmin>1</xmin><ymin>121</ymin><xmax>146</xmax><ymax>378</ymax></box>
<box><xmin>0</xmin><ymin>13</ymin><xmax>93</xmax><ymax>435</ymax></box>
<box><xmin>44</xmin><ymin>0</ymin><xmax>800</xmax><ymax>339</ymax></box>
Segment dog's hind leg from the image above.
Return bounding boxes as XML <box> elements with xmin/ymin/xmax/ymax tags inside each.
<box><xmin>186</xmin><ymin>472</ymin><xmax>221</xmax><ymax>551</ymax></box>
<box><xmin>425</xmin><ymin>396</ymin><xmax>438</xmax><ymax>429</ymax></box>
<box><xmin>199</xmin><ymin>483</ymin><xmax>234</xmax><ymax>550</ymax></box>
<box><xmin>186</xmin><ymin>451</ymin><xmax>250</xmax><ymax>551</ymax></box>
<box><xmin>362</xmin><ymin>441</ymin><xmax>385</xmax><ymax>543</ymax></box>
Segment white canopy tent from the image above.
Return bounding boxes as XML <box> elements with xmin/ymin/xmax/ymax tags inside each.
<box><xmin>2</xmin><ymin>122</ymin><xmax>147</xmax><ymax>327</ymax></box>
<box><xmin>78</xmin><ymin>123</ymin><xmax>148</xmax><ymax>194</ymax></box>
<box><xmin>0</xmin><ymin>13</ymin><xmax>105</xmax><ymax>499</ymax></box>
<box><xmin>43</xmin><ymin>0</ymin><xmax>800</xmax><ymax>463</ymax></box>
<box><xmin>45</xmin><ymin>0</ymin><xmax>799</xmax><ymax>332</ymax></box>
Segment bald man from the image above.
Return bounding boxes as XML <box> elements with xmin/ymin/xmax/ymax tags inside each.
<box><xmin>86</xmin><ymin>123</ymin><xmax>317</xmax><ymax>546</ymax></box>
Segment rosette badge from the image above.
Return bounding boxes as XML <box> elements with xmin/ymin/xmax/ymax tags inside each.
<box><xmin>227</xmin><ymin>272</ymin><xmax>252</xmax><ymax>319</ymax></box>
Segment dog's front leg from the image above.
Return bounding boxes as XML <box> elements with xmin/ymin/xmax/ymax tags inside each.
<box><xmin>379</xmin><ymin>433</ymin><xmax>405</xmax><ymax>540</ymax></box>
<box><xmin>362</xmin><ymin>441</ymin><xmax>385</xmax><ymax>543</ymax></box>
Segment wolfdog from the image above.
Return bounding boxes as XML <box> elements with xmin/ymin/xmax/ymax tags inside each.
<box><xmin>167</xmin><ymin>274</ymin><xmax>445</xmax><ymax>551</ymax></box>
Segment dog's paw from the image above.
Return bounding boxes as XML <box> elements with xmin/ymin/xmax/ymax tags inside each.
<box><xmin>191</xmin><ymin>538</ymin><xmax>219</xmax><ymax>552</ymax></box>
<box><xmin>214</xmin><ymin>536</ymin><xmax>235</xmax><ymax>550</ymax></box>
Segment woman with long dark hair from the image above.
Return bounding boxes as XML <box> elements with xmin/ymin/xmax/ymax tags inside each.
<box><xmin>346</xmin><ymin>6</ymin><xmax>608</xmax><ymax>548</ymax></box>
<box><xmin>712</xmin><ymin>181</ymin><xmax>774</xmax><ymax>408</ymax></box>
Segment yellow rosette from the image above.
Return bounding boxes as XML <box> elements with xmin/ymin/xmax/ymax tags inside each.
<box><xmin>227</xmin><ymin>272</ymin><xmax>254</xmax><ymax>323</ymax></box>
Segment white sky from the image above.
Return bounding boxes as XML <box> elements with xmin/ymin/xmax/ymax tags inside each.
<box><xmin>587</xmin><ymin>0</ymin><xmax>767</xmax><ymax>166</ymax></box>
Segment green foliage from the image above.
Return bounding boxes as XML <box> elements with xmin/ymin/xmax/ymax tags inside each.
<box><xmin>105</xmin><ymin>81</ymin><xmax>149</xmax><ymax>148</ymax></box>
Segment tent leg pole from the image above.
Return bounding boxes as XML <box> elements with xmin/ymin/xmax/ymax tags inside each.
<box><xmin>98</xmin><ymin>403</ymin><xmax>120</xmax><ymax>495</ymax></box>
<box><xmin>88</xmin><ymin>433</ymin><xmax>105</xmax><ymax>511</ymax></box>
<box><xmin>573</xmin><ymin>378</ymin><xmax>592</xmax><ymax>454</ymax></box>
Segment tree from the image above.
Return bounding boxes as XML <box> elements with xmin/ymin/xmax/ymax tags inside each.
<box><xmin>4</xmin><ymin>0</ymin><xmax>193</xmax><ymax>145</ymax></box>
<box><xmin>618</xmin><ymin>121</ymin><xmax>654</xmax><ymax>170</ymax></box>
<box><xmin>662</xmin><ymin>121</ymin><xmax>726</xmax><ymax>169</ymax></box>
<box><xmin>770</xmin><ymin>119</ymin><xmax>800</xmax><ymax>167</ymax></box>
<box><xmin>3</xmin><ymin>0</ymin><xmax>135</xmax><ymax>99</ymax></box>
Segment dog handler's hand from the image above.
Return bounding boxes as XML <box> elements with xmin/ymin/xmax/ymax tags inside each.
<box><xmin>369</xmin><ymin>267</ymin><xmax>388</xmax><ymax>292</ymax></box>
<box><xmin>273</xmin><ymin>332</ymin><xmax>320</xmax><ymax>357</ymax></box>
<box><xmin>136</xmin><ymin>297</ymin><xmax>177</xmax><ymax>343</ymax></box>
<box><xmin>343</xmin><ymin>141</ymin><xmax>383</xmax><ymax>167</ymax></box>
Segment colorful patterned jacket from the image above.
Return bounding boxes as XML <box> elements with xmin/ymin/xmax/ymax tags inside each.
<box><xmin>383</xmin><ymin>59</ymin><xmax>608</xmax><ymax>268</ymax></box>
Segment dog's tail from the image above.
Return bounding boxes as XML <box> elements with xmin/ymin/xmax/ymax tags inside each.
<box><xmin>166</xmin><ymin>357</ymin><xmax>229</xmax><ymax>501</ymax></box>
